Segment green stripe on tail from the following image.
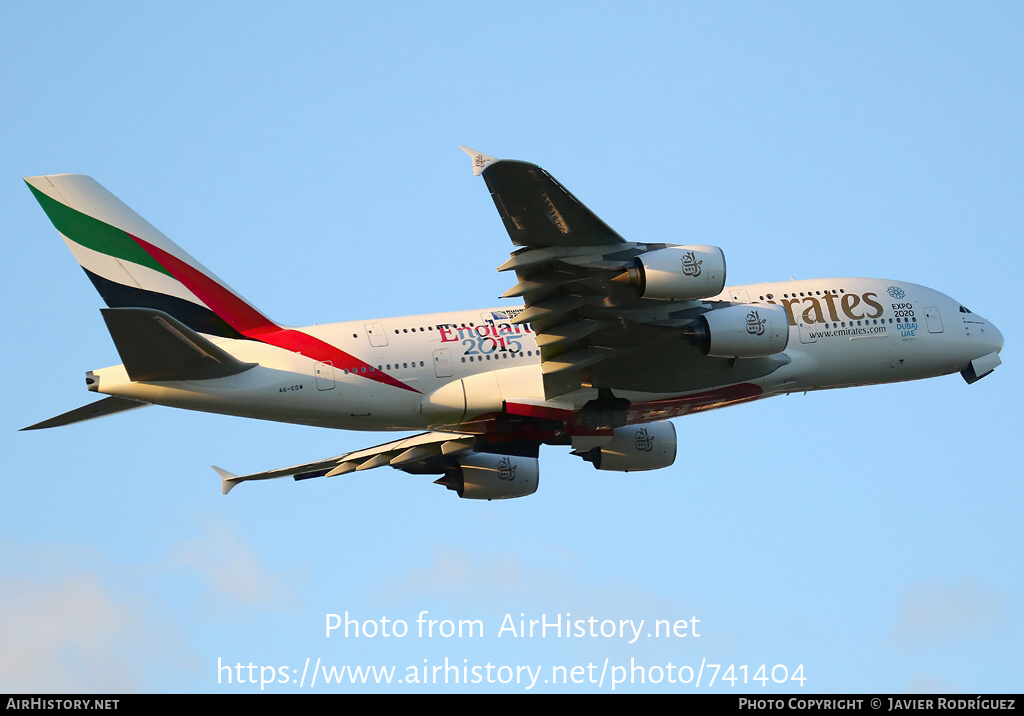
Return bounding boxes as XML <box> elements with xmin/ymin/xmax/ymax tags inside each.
<box><xmin>25</xmin><ymin>181</ymin><xmax>172</xmax><ymax>277</ymax></box>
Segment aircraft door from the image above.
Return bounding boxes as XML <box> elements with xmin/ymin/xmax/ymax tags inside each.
<box><xmin>923</xmin><ymin>307</ymin><xmax>944</xmax><ymax>333</ymax></box>
<box><xmin>365</xmin><ymin>323</ymin><xmax>389</xmax><ymax>347</ymax></box>
<box><xmin>433</xmin><ymin>348</ymin><xmax>453</xmax><ymax>378</ymax></box>
<box><xmin>798</xmin><ymin>323</ymin><xmax>818</xmax><ymax>344</ymax></box>
<box><xmin>315</xmin><ymin>361</ymin><xmax>335</xmax><ymax>390</ymax></box>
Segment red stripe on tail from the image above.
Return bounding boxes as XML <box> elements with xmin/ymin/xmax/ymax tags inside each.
<box><xmin>131</xmin><ymin>236</ymin><xmax>420</xmax><ymax>393</ymax></box>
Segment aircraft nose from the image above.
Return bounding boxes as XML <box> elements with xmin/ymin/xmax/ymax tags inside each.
<box><xmin>981</xmin><ymin>318</ymin><xmax>1004</xmax><ymax>356</ymax></box>
<box><xmin>960</xmin><ymin>316</ymin><xmax>1003</xmax><ymax>384</ymax></box>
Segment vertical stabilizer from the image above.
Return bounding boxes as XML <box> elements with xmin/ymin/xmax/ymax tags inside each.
<box><xmin>25</xmin><ymin>174</ymin><xmax>277</xmax><ymax>339</ymax></box>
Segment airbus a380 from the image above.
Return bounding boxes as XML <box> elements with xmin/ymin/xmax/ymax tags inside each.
<box><xmin>23</xmin><ymin>148</ymin><xmax>1004</xmax><ymax>500</ymax></box>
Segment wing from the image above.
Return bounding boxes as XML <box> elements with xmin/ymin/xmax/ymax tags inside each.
<box><xmin>459</xmin><ymin>147</ymin><xmax>626</xmax><ymax>248</ymax></box>
<box><xmin>461</xmin><ymin>148</ymin><xmax>721</xmax><ymax>399</ymax></box>
<box><xmin>216</xmin><ymin>430</ymin><xmax>477</xmax><ymax>494</ymax></box>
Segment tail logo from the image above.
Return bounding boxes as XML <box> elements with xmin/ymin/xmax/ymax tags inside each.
<box><xmin>25</xmin><ymin>175</ymin><xmax>421</xmax><ymax>394</ymax></box>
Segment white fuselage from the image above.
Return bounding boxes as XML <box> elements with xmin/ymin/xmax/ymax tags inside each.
<box><xmin>87</xmin><ymin>277</ymin><xmax>1003</xmax><ymax>434</ymax></box>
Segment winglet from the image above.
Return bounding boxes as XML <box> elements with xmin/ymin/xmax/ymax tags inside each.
<box><xmin>458</xmin><ymin>146</ymin><xmax>499</xmax><ymax>176</ymax></box>
<box><xmin>213</xmin><ymin>466</ymin><xmax>241</xmax><ymax>495</ymax></box>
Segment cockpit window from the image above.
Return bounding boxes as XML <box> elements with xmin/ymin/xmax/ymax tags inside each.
<box><xmin>959</xmin><ymin>306</ymin><xmax>972</xmax><ymax>313</ymax></box>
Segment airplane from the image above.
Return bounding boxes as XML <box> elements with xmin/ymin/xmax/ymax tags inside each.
<box><xmin>22</xmin><ymin>147</ymin><xmax>1004</xmax><ymax>500</ymax></box>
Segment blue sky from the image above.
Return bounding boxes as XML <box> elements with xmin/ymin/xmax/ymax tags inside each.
<box><xmin>1</xmin><ymin>1</ymin><xmax>1020</xmax><ymax>693</ymax></box>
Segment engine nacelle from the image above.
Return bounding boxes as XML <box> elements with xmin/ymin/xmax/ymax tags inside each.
<box><xmin>436</xmin><ymin>453</ymin><xmax>539</xmax><ymax>500</ymax></box>
<box><xmin>572</xmin><ymin>421</ymin><xmax>677</xmax><ymax>472</ymax></box>
<box><xmin>693</xmin><ymin>303</ymin><xmax>789</xmax><ymax>358</ymax></box>
<box><xmin>618</xmin><ymin>245</ymin><xmax>727</xmax><ymax>300</ymax></box>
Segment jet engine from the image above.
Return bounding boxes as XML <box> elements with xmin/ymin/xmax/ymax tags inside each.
<box><xmin>434</xmin><ymin>452</ymin><xmax>539</xmax><ymax>500</ymax></box>
<box><xmin>615</xmin><ymin>245</ymin><xmax>727</xmax><ymax>300</ymax></box>
<box><xmin>692</xmin><ymin>303</ymin><xmax>789</xmax><ymax>358</ymax></box>
<box><xmin>572</xmin><ymin>421</ymin><xmax>677</xmax><ymax>471</ymax></box>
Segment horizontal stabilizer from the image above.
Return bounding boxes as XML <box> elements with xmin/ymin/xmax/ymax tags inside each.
<box><xmin>101</xmin><ymin>307</ymin><xmax>256</xmax><ymax>382</ymax></box>
<box><xmin>21</xmin><ymin>395</ymin><xmax>148</xmax><ymax>431</ymax></box>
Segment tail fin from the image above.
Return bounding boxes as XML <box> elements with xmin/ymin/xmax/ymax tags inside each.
<box><xmin>25</xmin><ymin>174</ymin><xmax>279</xmax><ymax>339</ymax></box>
